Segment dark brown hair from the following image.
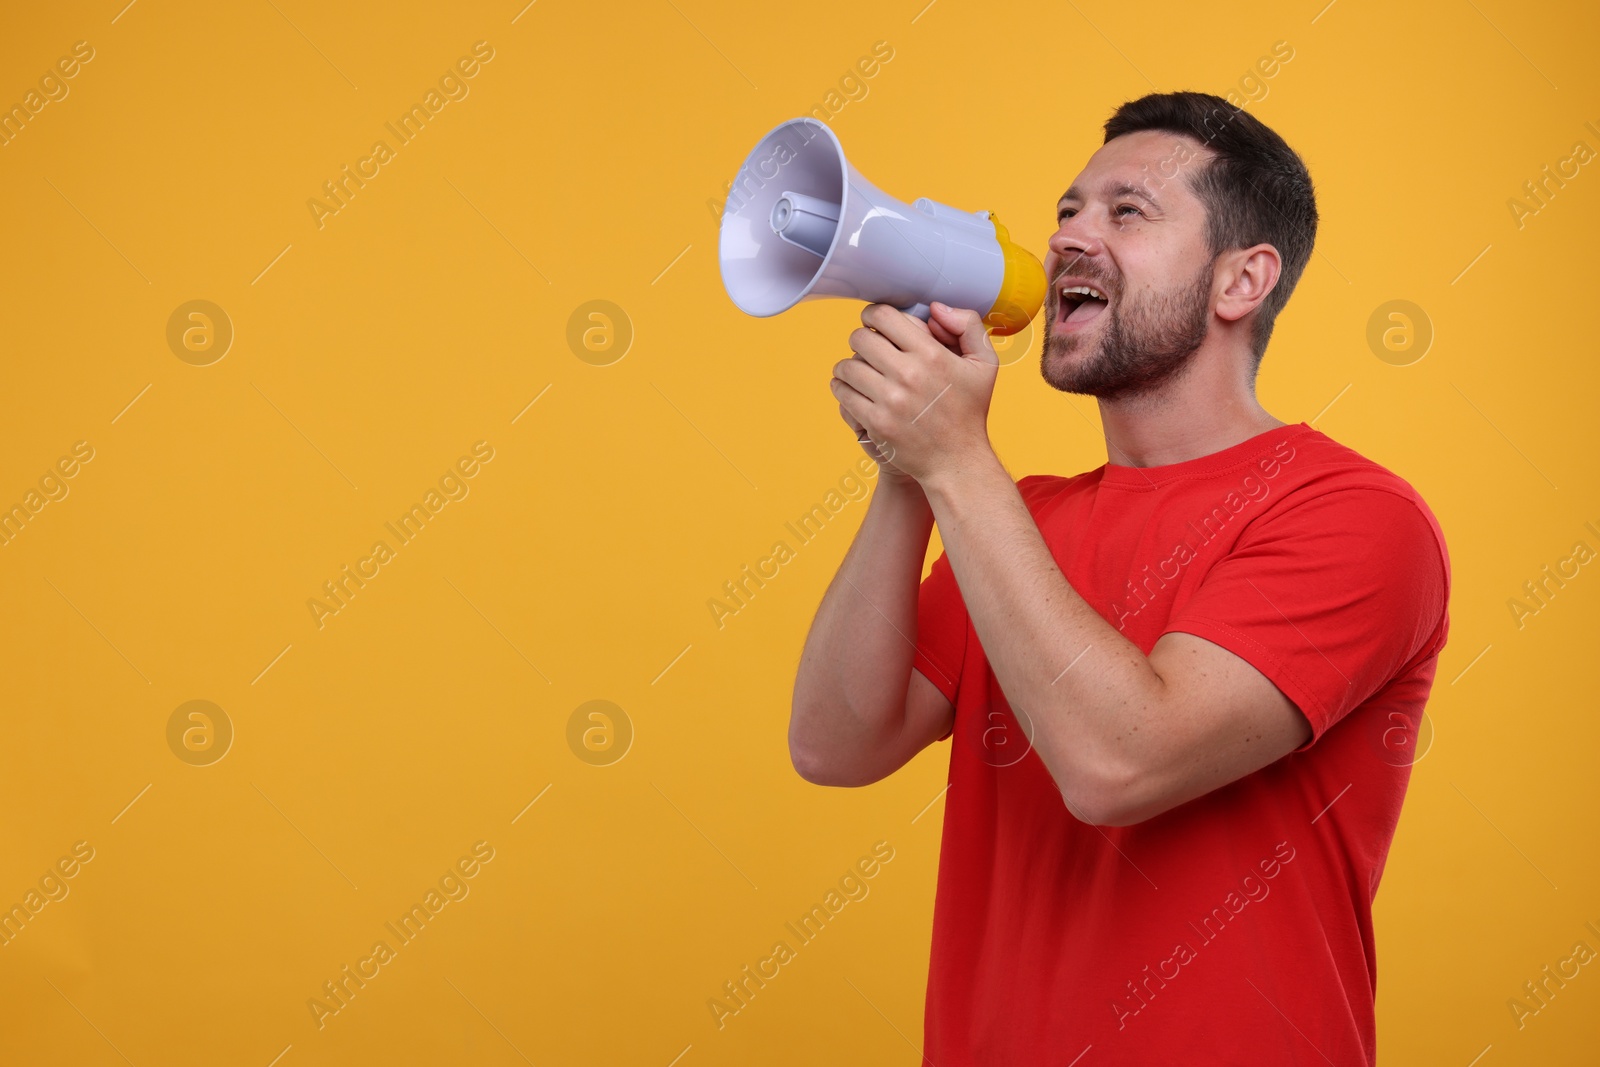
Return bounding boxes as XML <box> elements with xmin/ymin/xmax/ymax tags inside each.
<box><xmin>1104</xmin><ymin>91</ymin><xmax>1318</xmax><ymax>364</ymax></box>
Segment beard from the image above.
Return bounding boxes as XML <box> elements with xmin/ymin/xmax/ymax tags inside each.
<box><xmin>1039</xmin><ymin>261</ymin><xmax>1215</xmax><ymax>401</ymax></box>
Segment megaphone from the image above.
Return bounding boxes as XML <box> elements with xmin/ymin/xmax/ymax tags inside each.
<box><xmin>718</xmin><ymin>117</ymin><xmax>1045</xmax><ymax>335</ymax></box>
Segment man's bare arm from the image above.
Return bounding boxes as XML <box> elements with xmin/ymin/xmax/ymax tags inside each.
<box><xmin>789</xmin><ymin>475</ymin><xmax>955</xmax><ymax>787</ymax></box>
<box><xmin>919</xmin><ymin>450</ymin><xmax>1310</xmax><ymax>826</ymax></box>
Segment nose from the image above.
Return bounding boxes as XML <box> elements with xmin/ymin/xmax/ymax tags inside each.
<box><xmin>1045</xmin><ymin>215</ymin><xmax>1106</xmax><ymax>280</ymax></box>
<box><xmin>1047</xmin><ymin>216</ymin><xmax>1104</xmax><ymax>268</ymax></box>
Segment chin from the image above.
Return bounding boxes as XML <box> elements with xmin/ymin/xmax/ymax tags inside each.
<box><xmin>1040</xmin><ymin>349</ymin><xmax>1102</xmax><ymax>395</ymax></box>
<box><xmin>1043</xmin><ymin>334</ymin><xmax>1098</xmax><ymax>368</ymax></box>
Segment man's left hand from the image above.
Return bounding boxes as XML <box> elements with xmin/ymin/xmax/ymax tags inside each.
<box><xmin>829</xmin><ymin>301</ymin><xmax>1001</xmax><ymax>487</ymax></box>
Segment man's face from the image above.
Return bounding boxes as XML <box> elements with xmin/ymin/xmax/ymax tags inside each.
<box><xmin>1040</xmin><ymin>129</ymin><xmax>1218</xmax><ymax>401</ymax></box>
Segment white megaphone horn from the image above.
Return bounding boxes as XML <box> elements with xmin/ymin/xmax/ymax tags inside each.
<box><xmin>718</xmin><ymin>117</ymin><xmax>1045</xmax><ymax>336</ymax></box>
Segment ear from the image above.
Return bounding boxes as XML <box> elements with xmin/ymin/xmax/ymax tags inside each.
<box><xmin>1214</xmin><ymin>243</ymin><xmax>1281</xmax><ymax>325</ymax></box>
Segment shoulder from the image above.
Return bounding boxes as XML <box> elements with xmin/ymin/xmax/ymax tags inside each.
<box><xmin>1255</xmin><ymin>428</ymin><xmax>1452</xmax><ymax>603</ymax></box>
<box><xmin>1265</xmin><ymin>430</ymin><xmax>1446</xmax><ymax>542</ymax></box>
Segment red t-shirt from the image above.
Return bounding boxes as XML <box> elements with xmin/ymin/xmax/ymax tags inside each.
<box><xmin>912</xmin><ymin>422</ymin><xmax>1450</xmax><ymax>1066</ymax></box>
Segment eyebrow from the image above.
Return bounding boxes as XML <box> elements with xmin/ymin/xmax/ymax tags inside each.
<box><xmin>1057</xmin><ymin>181</ymin><xmax>1162</xmax><ymax>211</ymax></box>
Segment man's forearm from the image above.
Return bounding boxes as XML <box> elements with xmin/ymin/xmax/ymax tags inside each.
<box><xmin>789</xmin><ymin>475</ymin><xmax>936</xmax><ymax>779</ymax></box>
<box><xmin>920</xmin><ymin>453</ymin><xmax>1168</xmax><ymax>819</ymax></box>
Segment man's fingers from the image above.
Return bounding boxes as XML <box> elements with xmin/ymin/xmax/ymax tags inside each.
<box><xmin>830</xmin><ymin>370</ymin><xmax>874</xmax><ymax>411</ymax></box>
<box><xmin>931</xmin><ymin>302</ymin><xmax>999</xmax><ymax>366</ymax></box>
<box><xmin>928</xmin><ymin>315</ymin><xmax>963</xmax><ymax>353</ymax></box>
<box><xmin>848</xmin><ymin>323</ymin><xmax>903</xmax><ymax>377</ymax></box>
<box><xmin>844</xmin><ymin>409</ymin><xmax>878</xmax><ymax>447</ymax></box>
<box><xmin>833</xmin><ymin>352</ymin><xmax>886</xmax><ymax>402</ymax></box>
<box><xmin>839</xmin><ymin>402</ymin><xmax>866</xmax><ymax>435</ymax></box>
<box><xmin>862</xmin><ymin>302</ymin><xmax>935</xmax><ymax>354</ymax></box>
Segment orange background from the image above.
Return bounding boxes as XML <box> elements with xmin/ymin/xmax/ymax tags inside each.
<box><xmin>0</xmin><ymin>0</ymin><xmax>1596</xmax><ymax>1063</ymax></box>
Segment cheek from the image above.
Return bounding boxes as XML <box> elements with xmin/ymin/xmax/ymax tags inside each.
<box><xmin>1134</xmin><ymin>242</ymin><xmax>1204</xmax><ymax>294</ymax></box>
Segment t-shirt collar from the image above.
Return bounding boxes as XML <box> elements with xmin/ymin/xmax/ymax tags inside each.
<box><xmin>1097</xmin><ymin>421</ymin><xmax>1316</xmax><ymax>488</ymax></box>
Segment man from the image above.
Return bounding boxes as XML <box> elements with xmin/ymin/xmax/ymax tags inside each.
<box><xmin>788</xmin><ymin>91</ymin><xmax>1450</xmax><ymax>1066</ymax></box>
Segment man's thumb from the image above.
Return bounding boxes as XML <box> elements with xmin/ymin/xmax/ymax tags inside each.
<box><xmin>931</xmin><ymin>302</ymin><xmax>997</xmax><ymax>365</ymax></box>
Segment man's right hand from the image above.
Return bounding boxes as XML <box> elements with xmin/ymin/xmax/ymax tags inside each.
<box><xmin>835</xmin><ymin>309</ymin><xmax>968</xmax><ymax>488</ymax></box>
<box><xmin>838</xmin><ymin>391</ymin><xmax>915</xmax><ymax>484</ymax></box>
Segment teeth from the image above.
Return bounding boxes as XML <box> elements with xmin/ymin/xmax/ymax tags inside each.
<box><xmin>1060</xmin><ymin>285</ymin><xmax>1107</xmax><ymax>302</ymax></box>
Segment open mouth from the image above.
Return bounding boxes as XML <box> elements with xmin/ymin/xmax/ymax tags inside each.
<box><xmin>1054</xmin><ymin>284</ymin><xmax>1109</xmax><ymax>331</ymax></box>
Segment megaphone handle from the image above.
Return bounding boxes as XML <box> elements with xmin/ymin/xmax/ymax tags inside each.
<box><xmin>900</xmin><ymin>302</ymin><xmax>932</xmax><ymax>321</ymax></box>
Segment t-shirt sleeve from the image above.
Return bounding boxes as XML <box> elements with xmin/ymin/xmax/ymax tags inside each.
<box><xmin>913</xmin><ymin>547</ymin><xmax>966</xmax><ymax>720</ymax></box>
<box><xmin>1160</xmin><ymin>486</ymin><xmax>1449</xmax><ymax>752</ymax></box>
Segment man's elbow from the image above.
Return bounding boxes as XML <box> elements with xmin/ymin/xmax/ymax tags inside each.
<box><xmin>788</xmin><ymin>695</ymin><xmax>827</xmax><ymax>784</ymax></box>
<box><xmin>1063</xmin><ymin>790</ymin><xmax>1134</xmax><ymax>827</ymax></box>
<box><xmin>789</xmin><ymin>695</ymin><xmax>889</xmax><ymax>786</ymax></box>
<box><xmin>1056</xmin><ymin>761</ymin><xmax>1157</xmax><ymax>827</ymax></box>
<box><xmin>789</xmin><ymin>743</ymin><xmax>871</xmax><ymax>787</ymax></box>
<box><xmin>1072</xmin><ymin>778</ymin><xmax>1194</xmax><ymax>827</ymax></box>
<box><xmin>789</xmin><ymin>742</ymin><xmax>833</xmax><ymax>785</ymax></box>
<box><xmin>1085</xmin><ymin>801</ymin><xmax>1158</xmax><ymax>828</ymax></box>
<box><xmin>787</xmin><ymin>712</ymin><xmax>866</xmax><ymax>786</ymax></box>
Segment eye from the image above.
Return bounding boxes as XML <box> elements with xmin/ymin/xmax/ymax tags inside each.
<box><xmin>1058</xmin><ymin>203</ymin><xmax>1141</xmax><ymax>223</ymax></box>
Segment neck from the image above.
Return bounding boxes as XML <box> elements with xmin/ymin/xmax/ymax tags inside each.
<box><xmin>1093</xmin><ymin>336</ymin><xmax>1288</xmax><ymax>468</ymax></box>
